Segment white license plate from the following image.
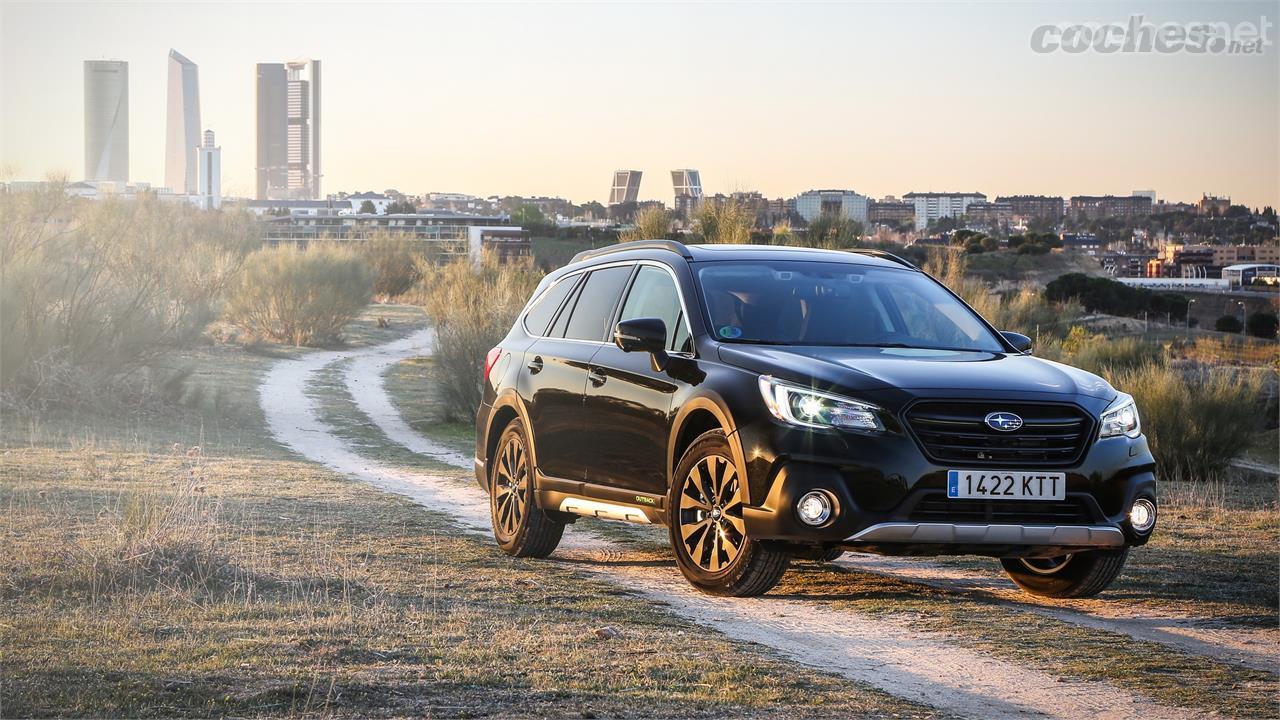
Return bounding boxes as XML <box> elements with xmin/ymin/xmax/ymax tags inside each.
<box><xmin>946</xmin><ymin>470</ymin><xmax>1066</xmax><ymax>500</ymax></box>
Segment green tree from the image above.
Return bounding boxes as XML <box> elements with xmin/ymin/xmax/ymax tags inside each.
<box><xmin>385</xmin><ymin>199</ymin><xmax>417</xmax><ymax>214</ymax></box>
<box><xmin>1246</xmin><ymin>311</ymin><xmax>1278</xmax><ymax>339</ymax></box>
<box><xmin>1214</xmin><ymin>315</ymin><xmax>1244</xmax><ymax>333</ymax></box>
<box><xmin>511</xmin><ymin>204</ymin><xmax>547</xmax><ymax>228</ymax></box>
<box><xmin>359</xmin><ymin>200</ymin><xmax>377</xmax><ymax>214</ymax></box>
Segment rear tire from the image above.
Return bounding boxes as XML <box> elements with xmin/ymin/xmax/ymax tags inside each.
<box><xmin>668</xmin><ymin>430</ymin><xmax>789</xmax><ymax>597</ymax></box>
<box><xmin>1000</xmin><ymin>548</ymin><xmax>1129</xmax><ymax>598</ymax></box>
<box><xmin>490</xmin><ymin>419</ymin><xmax>564</xmax><ymax>558</ymax></box>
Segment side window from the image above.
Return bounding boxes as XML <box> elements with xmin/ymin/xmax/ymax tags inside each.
<box><xmin>558</xmin><ymin>265</ymin><xmax>634</xmax><ymax>342</ymax></box>
<box><xmin>523</xmin><ymin>275</ymin><xmax>579</xmax><ymax>336</ymax></box>
<box><xmin>618</xmin><ymin>265</ymin><xmax>690</xmax><ymax>352</ymax></box>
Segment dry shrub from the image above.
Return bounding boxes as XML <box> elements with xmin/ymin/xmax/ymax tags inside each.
<box><xmin>692</xmin><ymin>200</ymin><xmax>753</xmax><ymax>245</ymax></box>
<box><xmin>1036</xmin><ymin>327</ymin><xmax>1166</xmax><ymax>374</ymax></box>
<box><xmin>223</xmin><ymin>243</ymin><xmax>373</xmax><ymax>346</ymax></box>
<box><xmin>1107</xmin><ymin>363</ymin><xmax>1262</xmax><ymax>479</ymax></box>
<box><xmin>361</xmin><ymin>232</ymin><xmax>434</xmax><ymax>299</ymax></box>
<box><xmin>414</xmin><ymin>255</ymin><xmax>541</xmax><ymax>420</ymax></box>
<box><xmin>620</xmin><ymin>206</ymin><xmax>672</xmax><ymax>243</ymax></box>
<box><xmin>923</xmin><ymin>248</ymin><xmax>1081</xmax><ymax>335</ymax></box>
<box><xmin>1</xmin><ymin>184</ymin><xmax>255</xmax><ymax>406</ymax></box>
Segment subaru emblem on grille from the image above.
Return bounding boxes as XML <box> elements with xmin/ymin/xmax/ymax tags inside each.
<box><xmin>984</xmin><ymin>412</ymin><xmax>1023</xmax><ymax>432</ymax></box>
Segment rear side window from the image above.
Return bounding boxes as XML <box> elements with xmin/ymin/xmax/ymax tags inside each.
<box><xmin>557</xmin><ymin>265</ymin><xmax>633</xmax><ymax>341</ymax></box>
<box><xmin>523</xmin><ymin>275</ymin><xmax>579</xmax><ymax>336</ymax></box>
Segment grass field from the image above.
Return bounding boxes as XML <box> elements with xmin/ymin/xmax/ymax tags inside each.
<box><xmin>0</xmin><ymin>309</ymin><xmax>931</xmax><ymax>719</ymax></box>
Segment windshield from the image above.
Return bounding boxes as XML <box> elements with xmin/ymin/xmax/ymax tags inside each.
<box><xmin>696</xmin><ymin>260</ymin><xmax>1005</xmax><ymax>352</ymax></box>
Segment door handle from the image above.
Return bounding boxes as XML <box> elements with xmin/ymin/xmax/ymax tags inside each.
<box><xmin>588</xmin><ymin>367</ymin><xmax>607</xmax><ymax>387</ymax></box>
<box><xmin>527</xmin><ymin>356</ymin><xmax>544</xmax><ymax>373</ymax></box>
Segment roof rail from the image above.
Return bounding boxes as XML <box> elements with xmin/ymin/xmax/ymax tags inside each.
<box><xmin>846</xmin><ymin>248</ymin><xmax>918</xmax><ymax>270</ymax></box>
<box><xmin>571</xmin><ymin>239</ymin><xmax>693</xmax><ymax>264</ymax></box>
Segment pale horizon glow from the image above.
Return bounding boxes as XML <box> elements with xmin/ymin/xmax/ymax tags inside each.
<box><xmin>2</xmin><ymin>1</ymin><xmax>1278</xmax><ymax>208</ymax></box>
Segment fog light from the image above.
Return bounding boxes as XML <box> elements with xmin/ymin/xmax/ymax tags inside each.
<box><xmin>797</xmin><ymin>491</ymin><xmax>833</xmax><ymax>526</ymax></box>
<box><xmin>1128</xmin><ymin>497</ymin><xmax>1157</xmax><ymax>534</ymax></box>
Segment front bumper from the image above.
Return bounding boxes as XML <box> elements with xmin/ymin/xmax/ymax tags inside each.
<box><xmin>735</xmin><ymin>416</ymin><xmax>1157</xmax><ymax>555</ymax></box>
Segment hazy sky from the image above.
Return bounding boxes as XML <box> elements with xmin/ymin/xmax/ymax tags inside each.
<box><xmin>2</xmin><ymin>1</ymin><xmax>1277</xmax><ymax>207</ymax></box>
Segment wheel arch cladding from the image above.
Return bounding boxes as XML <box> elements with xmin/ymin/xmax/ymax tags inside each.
<box><xmin>668</xmin><ymin>395</ymin><xmax>751</xmax><ymax>501</ymax></box>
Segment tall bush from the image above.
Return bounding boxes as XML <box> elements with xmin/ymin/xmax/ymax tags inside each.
<box><xmin>223</xmin><ymin>243</ymin><xmax>373</xmax><ymax>346</ymax></box>
<box><xmin>414</xmin><ymin>256</ymin><xmax>541</xmax><ymax>420</ymax></box>
<box><xmin>1</xmin><ymin>186</ymin><xmax>255</xmax><ymax>404</ymax></box>
<box><xmin>360</xmin><ymin>232</ymin><xmax>431</xmax><ymax>298</ymax></box>
<box><xmin>1107</xmin><ymin>364</ymin><xmax>1260</xmax><ymax>479</ymax></box>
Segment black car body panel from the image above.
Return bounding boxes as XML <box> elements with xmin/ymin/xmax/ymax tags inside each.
<box><xmin>475</xmin><ymin>241</ymin><xmax>1157</xmax><ymax>560</ymax></box>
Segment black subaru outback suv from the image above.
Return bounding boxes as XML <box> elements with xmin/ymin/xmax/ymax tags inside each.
<box><xmin>475</xmin><ymin>241</ymin><xmax>1157</xmax><ymax>597</ymax></box>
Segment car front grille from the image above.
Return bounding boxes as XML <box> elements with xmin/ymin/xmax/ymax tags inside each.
<box><xmin>908</xmin><ymin>493</ymin><xmax>1095</xmax><ymax>524</ymax></box>
<box><xmin>904</xmin><ymin>401</ymin><xmax>1093</xmax><ymax>467</ymax></box>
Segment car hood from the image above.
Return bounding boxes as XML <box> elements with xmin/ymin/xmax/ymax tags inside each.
<box><xmin>716</xmin><ymin>344</ymin><xmax>1116</xmax><ymax>401</ymax></box>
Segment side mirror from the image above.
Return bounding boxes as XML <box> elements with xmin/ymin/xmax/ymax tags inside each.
<box><xmin>1000</xmin><ymin>331</ymin><xmax>1033</xmax><ymax>354</ymax></box>
<box><xmin>614</xmin><ymin>317</ymin><xmax>670</xmax><ymax>370</ymax></box>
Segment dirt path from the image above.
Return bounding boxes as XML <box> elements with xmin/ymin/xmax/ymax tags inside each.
<box><xmin>260</xmin><ymin>329</ymin><xmax>1209</xmax><ymax>719</ymax></box>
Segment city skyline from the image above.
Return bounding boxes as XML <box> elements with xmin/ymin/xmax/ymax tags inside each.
<box><xmin>4</xmin><ymin>2</ymin><xmax>1277</xmax><ymax>206</ymax></box>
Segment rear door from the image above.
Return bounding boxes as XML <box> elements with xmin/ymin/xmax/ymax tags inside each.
<box><xmin>521</xmin><ymin>264</ymin><xmax>633</xmax><ymax>481</ymax></box>
<box><xmin>583</xmin><ymin>263</ymin><xmax>693</xmax><ymax>496</ymax></box>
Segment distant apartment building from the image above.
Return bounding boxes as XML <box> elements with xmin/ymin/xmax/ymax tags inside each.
<box><xmin>1060</xmin><ymin>232</ymin><xmax>1103</xmax><ymax>254</ymax></box>
<box><xmin>84</xmin><ymin>60</ymin><xmax>129</xmax><ymax>183</ymax></box>
<box><xmin>609</xmin><ymin>170</ymin><xmax>642</xmax><ymax>205</ymax></box>
<box><xmin>165</xmin><ymin>50</ymin><xmax>201</xmax><ymax>194</ymax></box>
<box><xmin>867</xmin><ymin>199</ymin><xmax>915</xmax><ymax>226</ymax></box>
<box><xmin>256</xmin><ymin>59</ymin><xmax>321</xmax><ymax>200</ymax></box>
<box><xmin>963</xmin><ymin>201</ymin><xmax>1013</xmax><ymax>229</ymax></box>
<box><xmin>1197</xmin><ymin>194</ymin><xmax>1231</xmax><ymax>216</ymax></box>
<box><xmin>1068</xmin><ymin>194</ymin><xmax>1152</xmax><ymax>221</ymax></box>
<box><xmin>903</xmin><ymin>192</ymin><xmax>986</xmax><ymax>230</ymax></box>
<box><xmin>795</xmin><ymin>189</ymin><xmax>870</xmax><ymax>224</ymax></box>
<box><xmin>1154</xmin><ymin>200</ymin><xmax>1196</xmax><ymax>214</ymax></box>
<box><xmin>196</xmin><ymin>130</ymin><xmax>221</xmax><ymax>210</ymax></box>
<box><xmin>995</xmin><ymin>195</ymin><xmax>1064</xmax><ymax>221</ymax></box>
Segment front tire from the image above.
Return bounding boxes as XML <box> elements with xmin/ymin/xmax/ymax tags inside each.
<box><xmin>1000</xmin><ymin>548</ymin><xmax>1129</xmax><ymax>598</ymax></box>
<box><xmin>490</xmin><ymin>419</ymin><xmax>564</xmax><ymax>558</ymax></box>
<box><xmin>668</xmin><ymin>430</ymin><xmax>789</xmax><ymax>597</ymax></box>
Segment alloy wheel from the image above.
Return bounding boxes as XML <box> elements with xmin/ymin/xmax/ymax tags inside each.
<box><xmin>678</xmin><ymin>454</ymin><xmax>745</xmax><ymax>572</ymax></box>
<box><xmin>493</xmin><ymin>435</ymin><xmax>528</xmax><ymax>539</ymax></box>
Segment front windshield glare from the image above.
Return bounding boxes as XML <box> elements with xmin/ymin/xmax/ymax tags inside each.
<box><xmin>697</xmin><ymin>260</ymin><xmax>1005</xmax><ymax>351</ymax></box>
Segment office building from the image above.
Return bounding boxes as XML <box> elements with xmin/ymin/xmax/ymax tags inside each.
<box><xmin>165</xmin><ymin>50</ymin><xmax>201</xmax><ymax>194</ymax></box>
<box><xmin>903</xmin><ymin>192</ymin><xmax>986</xmax><ymax>230</ymax></box>
<box><xmin>671</xmin><ymin>169</ymin><xmax>704</xmax><ymax>217</ymax></box>
<box><xmin>256</xmin><ymin>59</ymin><xmax>321</xmax><ymax>199</ymax></box>
<box><xmin>84</xmin><ymin>60</ymin><xmax>129</xmax><ymax>183</ymax></box>
<box><xmin>196</xmin><ymin>130</ymin><xmax>221</xmax><ymax>210</ymax></box>
<box><xmin>795</xmin><ymin>189</ymin><xmax>870</xmax><ymax>223</ymax></box>
<box><xmin>609</xmin><ymin>170</ymin><xmax>642</xmax><ymax>205</ymax></box>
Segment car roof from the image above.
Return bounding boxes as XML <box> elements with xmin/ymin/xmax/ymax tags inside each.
<box><xmin>566</xmin><ymin>240</ymin><xmax>915</xmax><ymax>273</ymax></box>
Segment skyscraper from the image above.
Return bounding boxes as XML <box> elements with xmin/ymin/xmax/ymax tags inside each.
<box><xmin>256</xmin><ymin>59</ymin><xmax>321</xmax><ymax>200</ymax></box>
<box><xmin>609</xmin><ymin>170</ymin><xmax>642</xmax><ymax>205</ymax></box>
<box><xmin>165</xmin><ymin>50</ymin><xmax>201</xmax><ymax>194</ymax></box>
<box><xmin>671</xmin><ymin>169</ymin><xmax>703</xmax><ymax>218</ymax></box>
<box><xmin>196</xmin><ymin>130</ymin><xmax>221</xmax><ymax>210</ymax></box>
<box><xmin>84</xmin><ymin>60</ymin><xmax>128</xmax><ymax>183</ymax></box>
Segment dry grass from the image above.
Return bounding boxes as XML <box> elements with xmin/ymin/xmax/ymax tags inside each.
<box><xmin>0</xmin><ymin>443</ymin><xmax>927</xmax><ymax>719</ymax></box>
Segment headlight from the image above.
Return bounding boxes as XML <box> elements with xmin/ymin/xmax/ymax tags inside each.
<box><xmin>758</xmin><ymin>375</ymin><xmax>884</xmax><ymax>432</ymax></box>
<box><xmin>1099</xmin><ymin>394</ymin><xmax>1141</xmax><ymax>439</ymax></box>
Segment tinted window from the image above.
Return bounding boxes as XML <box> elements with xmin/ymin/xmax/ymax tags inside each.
<box><xmin>696</xmin><ymin>260</ymin><xmax>1003</xmax><ymax>351</ymax></box>
<box><xmin>523</xmin><ymin>275</ymin><xmax>579</xmax><ymax>336</ymax></box>
<box><xmin>619</xmin><ymin>265</ymin><xmax>691</xmax><ymax>353</ymax></box>
<box><xmin>558</xmin><ymin>265</ymin><xmax>633</xmax><ymax>341</ymax></box>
